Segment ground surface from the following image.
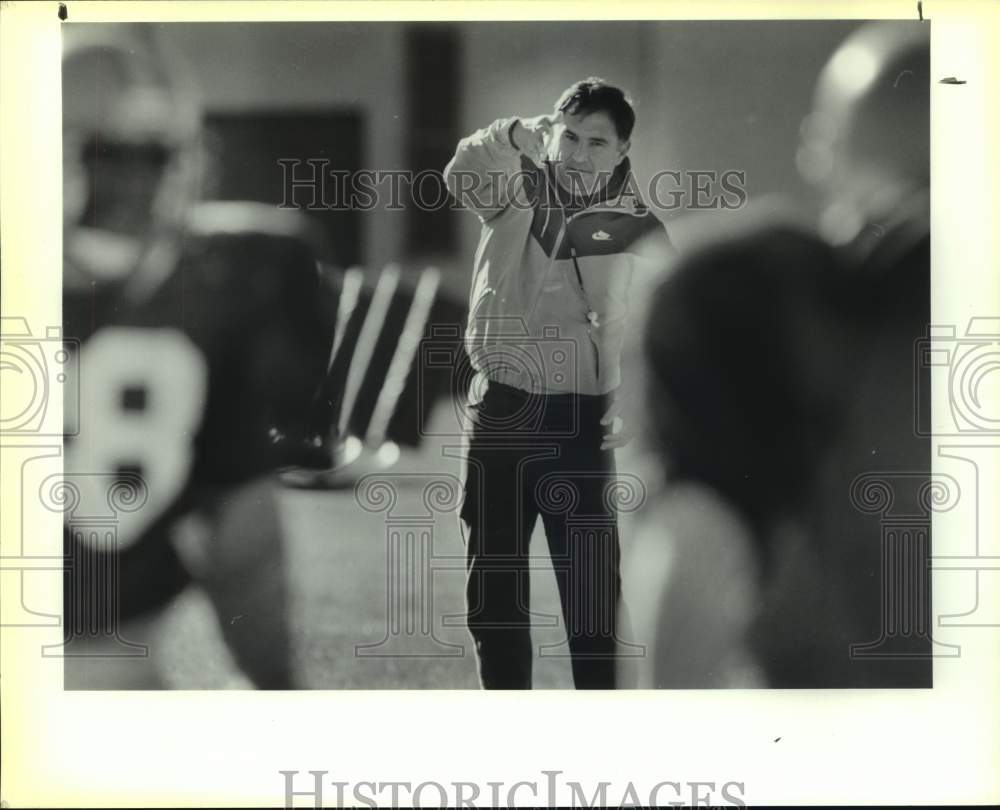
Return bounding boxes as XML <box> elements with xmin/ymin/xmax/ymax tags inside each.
<box><xmin>157</xmin><ymin>401</ymin><xmax>577</xmax><ymax>690</ymax></box>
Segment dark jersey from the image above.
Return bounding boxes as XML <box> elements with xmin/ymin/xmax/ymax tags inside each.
<box><xmin>798</xmin><ymin>211</ymin><xmax>932</xmax><ymax>688</ymax></box>
<box><xmin>62</xmin><ymin>202</ymin><xmax>339</xmax><ymax>632</ymax></box>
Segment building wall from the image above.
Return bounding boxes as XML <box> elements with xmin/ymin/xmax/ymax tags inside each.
<box><xmin>160</xmin><ymin>20</ymin><xmax>863</xmax><ymax>295</ymax></box>
<box><xmin>160</xmin><ymin>22</ymin><xmax>407</xmax><ymax>275</ymax></box>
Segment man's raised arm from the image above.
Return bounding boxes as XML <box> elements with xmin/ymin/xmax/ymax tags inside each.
<box><xmin>443</xmin><ymin>115</ymin><xmax>555</xmax><ymax>223</ymax></box>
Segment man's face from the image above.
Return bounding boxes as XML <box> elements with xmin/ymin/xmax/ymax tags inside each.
<box><xmin>551</xmin><ymin>109</ymin><xmax>630</xmax><ymax>197</ymax></box>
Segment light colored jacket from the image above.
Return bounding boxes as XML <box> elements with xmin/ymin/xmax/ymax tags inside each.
<box><xmin>444</xmin><ymin>117</ymin><xmax>671</xmax><ymax>396</ymax></box>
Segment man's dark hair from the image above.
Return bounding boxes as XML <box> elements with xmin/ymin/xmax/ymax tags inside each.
<box><xmin>554</xmin><ymin>77</ymin><xmax>635</xmax><ymax>142</ymax></box>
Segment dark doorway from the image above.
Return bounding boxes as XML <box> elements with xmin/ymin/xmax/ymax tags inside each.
<box><xmin>204</xmin><ymin>111</ymin><xmax>364</xmax><ymax>268</ymax></box>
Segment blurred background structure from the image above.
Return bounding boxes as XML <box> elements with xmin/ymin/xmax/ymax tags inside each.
<box><xmin>160</xmin><ymin>21</ymin><xmax>865</xmax><ymax>292</ymax></box>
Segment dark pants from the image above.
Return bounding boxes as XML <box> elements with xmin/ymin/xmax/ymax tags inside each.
<box><xmin>460</xmin><ymin>382</ymin><xmax>623</xmax><ymax>689</ymax></box>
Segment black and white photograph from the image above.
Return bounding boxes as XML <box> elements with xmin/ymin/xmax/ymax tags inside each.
<box><xmin>2</xmin><ymin>0</ymin><xmax>999</xmax><ymax>806</ymax></box>
<box><xmin>54</xmin><ymin>15</ymin><xmax>938</xmax><ymax>692</ymax></box>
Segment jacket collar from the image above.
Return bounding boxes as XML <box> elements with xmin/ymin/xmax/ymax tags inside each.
<box><xmin>542</xmin><ymin>157</ymin><xmax>633</xmax><ymax>213</ymax></box>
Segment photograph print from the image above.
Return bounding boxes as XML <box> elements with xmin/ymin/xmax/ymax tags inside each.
<box><xmin>56</xmin><ymin>18</ymin><xmax>935</xmax><ymax>691</ymax></box>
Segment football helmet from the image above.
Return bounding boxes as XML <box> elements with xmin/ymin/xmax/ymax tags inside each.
<box><xmin>63</xmin><ymin>25</ymin><xmax>202</xmax><ymax>295</ymax></box>
<box><xmin>797</xmin><ymin>22</ymin><xmax>930</xmax><ymax>245</ymax></box>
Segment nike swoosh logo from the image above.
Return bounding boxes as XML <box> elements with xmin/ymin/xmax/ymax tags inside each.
<box><xmin>592</xmin><ymin>231</ymin><xmax>612</xmax><ymax>241</ymax></box>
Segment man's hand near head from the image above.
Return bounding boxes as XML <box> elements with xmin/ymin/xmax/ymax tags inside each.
<box><xmin>509</xmin><ymin>113</ymin><xmax>561</xmax><ymax>165</ymax></box>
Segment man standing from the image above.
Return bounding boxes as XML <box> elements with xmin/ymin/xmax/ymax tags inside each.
<box><xmin>444</xmin><ymin>78</ymin><xmax>671</xmax><ymax>688</ymax></box>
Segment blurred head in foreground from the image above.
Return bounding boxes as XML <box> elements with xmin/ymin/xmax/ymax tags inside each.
<box><xmin>620</xmin><ymin>22</ymin><xmax>934</xmax><ymax>689</ymax></box>
<box><xmin>797</xmin><ymin>21</ymin><xmax>930</xmax><ymax>247</ymax></box>
<box><xmin>622</xmin><ymin>228</ymin><xmax>859</xmax><ymax>687</ymax></box>
<box><xmin>63</xmin><ymin>25</ymin><xmax>203</xmax><ymax>293</ymax></box>
<box><xmin>59</xmin><ymin>26</ymin><xmax>334</xmax><ymax>691</ymax></box>
<box><xmin>644</xmin><ymin>228</ymin><xmax>852</xmax><ymax>530</ymax></box>
<box><xmin>801</xmin><ymin>22</ymin><xmax>933</xmax><ymax>687</ymax></box>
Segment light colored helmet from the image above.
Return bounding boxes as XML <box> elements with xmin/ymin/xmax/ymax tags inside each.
<box><xmin>63</xmin><ymin>25</ymin><xmax>203</xmax><ymax>289</ymax></box>
<box><xmin>797</xmin><ymin>22</ymin><xmax>930</xmax><ymax>244</ymax></box>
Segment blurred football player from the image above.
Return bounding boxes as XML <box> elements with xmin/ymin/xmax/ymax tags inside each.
<box><xmin>797</xmin><ymin>21</ymin><xmax>929</xmax><ymax>257</ymax></box>
<box><xmin>621</xmin><ymin>22</ymin><xmax>932</xmax><ymax>688</ymax></box>
<box><xmin>799</xmin><ymin>21</ymin><xmax>933</xmax><ymax>686</ymax></box>
<box><xmin>60</xmin><ymin>25</ymin><xmax>339</xmax><ymax>688</ymax></box>
<box><xmin>622</xmin><ymin>228</ymin><xmax>856</xmax><ymax>687</ymax></box>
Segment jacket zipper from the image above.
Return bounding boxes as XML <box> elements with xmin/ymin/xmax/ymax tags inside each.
<box><xmin>527</xmin><ymin>216</ymin><xmax>566</xmax><ymax>320</ymax></box>
<box><xmin>568</xmin><ymin>244</ymin><xmax>598</xmax><ymax>326</ymax></box>
<box><xmin>533</xmin><ymin>165</ymin><xmax>609</xmax><ymax>382</ymax></box>
<box><xmin>569</xmin><ymin>243</ymin><xmax>601</xmax><ymax>382</ymax></box>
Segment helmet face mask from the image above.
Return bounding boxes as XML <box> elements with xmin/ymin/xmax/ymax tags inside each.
<box><xmin>65</xmin><ymin>136</ymin><xmax>176</xmax><ymax>280</ymax></box>
<box><xmin>62</xmin><ymin>27</ymin><xmax>203</xmax><ymax>288</ymax></box>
